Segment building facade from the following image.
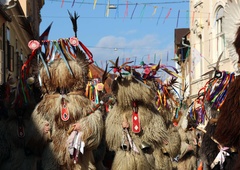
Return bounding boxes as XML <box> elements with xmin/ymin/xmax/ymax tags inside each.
<box><xmin>0</xmin><ymin>0</ymin><xmax>44</xmax><ymax>85</ymax></box>
<box><xmin>175</xmin><ymin>0</ymin><xmax>234</xmax><ymax>103</ymax></box>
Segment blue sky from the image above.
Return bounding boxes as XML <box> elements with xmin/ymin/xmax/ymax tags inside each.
<box><xmin>40</xmin><ymin>0</ymin><xmax>189</xmax><ymax>69</ymax></box>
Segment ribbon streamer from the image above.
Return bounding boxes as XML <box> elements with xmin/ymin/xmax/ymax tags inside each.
<box><xmin>93</xmin><ymin>0</ymin><xmax>97</xmax><ymax>9</ymax></box>
<box><xmin>130</xmin><ymin>3</ymin><xmax>138</xmax><ymax>19</ymax></box>
<box><xmin>105</xmin><ymin>0</ymin><xmax>110</xmax><ymax>17</ymax></box>
<box><xmin>140</xmin><ymin>4</ymin><xmax>146</xmax><ymax>22</ymax></box>
<box><xmin>152</xmin><ymin>6</ymin><xmax>158</xmax><ymax>16</ymax></box>
<box><xmin>71</xmin><ymin>0</ymin><xmax>76</xmax><ymax>7</ymax></box>
<box><xmin>157</xmin><ymin>7</ymin><xmax>163</xmax><ymax>25</ymax></box>
<box><xmin>176</xmin><ymin>10</ymin><xmax>180</xmax><ymax>28</ymax></box>
<box><xmin>61</xmin><ymin>0</ymin><xmax>64</xmax><ymax>8</ymax></box>
<box><xmin>79</xmin><ymin>0</ymin><xmax>84</xmax><ymax>7</ymax></box>
<box><xmin>67</xmin><ymin>131</ymin><xmax>85</xmax><ymax>164</ymax></box>
<box><xmin>211</xmin><ymin>146</ymin><xmax>230</xmax><ymax>169</ymax></box>
<box><xmin>163</xmin><ymin>8</ymin><xmax>172</xmax><ymax>24</ymax></box>
<box><xmin>124</xmin><ymin>128</ymin><xmax>139</xmax><ymax>153</ymax></box>
<box><xmin>124</xmin><ymin>0</ymin><xmax>128</xmax><ymax>20</ymax></box>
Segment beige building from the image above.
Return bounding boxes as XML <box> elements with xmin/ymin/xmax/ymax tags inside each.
<box><xmin>176</xmin><ymin>0</ymin><xmax>234</xmax><ymax>102</ymax></box>
<box><xmin>0</xmin><ymin>0</ymin><xmax>44</xmax><ymax>85</ymax></box>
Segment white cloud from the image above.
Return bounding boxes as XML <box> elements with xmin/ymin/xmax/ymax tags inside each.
<box><xmin>90</xmin><ymin>34</ymin><xmax>170</xmax><ymax>64</ymax></box>
<box><xmin>123</xmin><ymin>29</ymin><xmax>138</xmax><ymax>35</ymax></box>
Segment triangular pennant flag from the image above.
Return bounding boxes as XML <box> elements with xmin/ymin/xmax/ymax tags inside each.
<box><xmin>39</xmin><ymin>22</ymin><xmax>53</xmax><ymax>42</ymax></box>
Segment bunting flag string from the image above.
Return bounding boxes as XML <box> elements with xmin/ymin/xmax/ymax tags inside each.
<box><xmin>176</xmin><ymin>10</ymin><xmax>180</xmax><ymax>28</ymax></box>
<box><xmin>163</xmin><ymin>8</ymin><xmax>172</xmax><ymax>24</ymax></box>
<box><xmin>94</xmin><ymin>52</ymin><xmax>176</xmax><ymax>71</ymax></box>
<box><xmin>45</xmin><ymin>1</ymin><xmax>214</xmax><ymax>30</ymax></box>
<box><xmin>131</xmin><ymin>3</ymin><xmax>138</xmax><ymax>19</ymax></box>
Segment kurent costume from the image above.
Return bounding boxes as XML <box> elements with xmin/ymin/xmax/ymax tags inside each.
<box><xmin>105</xmin><ymin>59</ymin><xmax>181</xmax><ymax>170</ymax></box>
<box><xmin>0</xmin><ymin>74</ymin><xmax>41</xmax><ymax>170</ymax></box>
<box><xmin>25</xmin><ymin>37</ymin><xmax>104</xmax><ymax>170</ymax></box>
<box><xmin>213</xmin><ymin>1</ymin><xmax>240</xmax><ymax>169</ymax></box>
<box><xmin>22</xmin><ymin>11</ymin><xmax>104</xmax><ymax>169</ymax></box>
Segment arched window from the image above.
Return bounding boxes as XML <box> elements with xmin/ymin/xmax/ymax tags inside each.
<box><xmin>214</xmin><ymin>6</ymin><xmax>224</xmax><ymax>62</ymax></box>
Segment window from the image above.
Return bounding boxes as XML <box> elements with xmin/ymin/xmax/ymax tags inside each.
<box><xmin>214</xmin><ymin>6</ymin><xmax>224</xmax><ymax>62</ymax></box>
<box><xmin>7</xmin><ymin>44</ymin><xmax>14</xmax><ymax>72</ymax></box>
<box><xmin>6</xmin><ymin>27</ymin><xmax>10</xmax><ymax>41</ymax></box>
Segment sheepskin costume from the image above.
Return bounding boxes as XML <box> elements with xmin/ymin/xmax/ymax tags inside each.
<box><xmin>213</xmin><ymin>1</ymin><xmax>240</xmax><ymax>169</ymax></box>
<box><xmin>105</xmin><ymin>73</ymin><xmax>176</xmax><ymax>170</ymax></box>
<box><xmin>214</xmin><ymin>74</ymin><xmax>240</xmax><ymax>170</ymax></box>
<box><xmin>0</xmin><ymin>76</ymin><xmax>41</xmax><ymax>170</ymax></box>
<box><xmin>28</xmin><ymin>40</ymin><xmax>103</xmax><ymax>170</ymax></box>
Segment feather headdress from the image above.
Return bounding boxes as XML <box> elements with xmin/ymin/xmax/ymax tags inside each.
<box><xmin>223</xmin><ymin>0</ymin><xmax>240</xmax><ymax>73</ymax></box>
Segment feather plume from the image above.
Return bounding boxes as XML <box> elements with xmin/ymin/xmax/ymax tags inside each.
<box><xmin>68</xmin><ymin>10</ymin><xmax>80</xmax><ymax>37</ymax></box>
<box><xmin>102</xmin><ymin>62</ymin><xmax>111</xmax><ymax>84</ymax></box>
<box><xmin>223</xmin><ymin>0</ymin><xmax>240</xmax><ymax>72</ymax></box>
<box><xmin>109</xmin><ymin>57</ymin><xmax>119</xmax><ymax>69</ymax></box>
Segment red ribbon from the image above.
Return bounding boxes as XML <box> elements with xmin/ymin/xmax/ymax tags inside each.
<box><xmin>79</xmin><ymin>41</ymin><xmax>93</xmax><ymax>64</ymax></box>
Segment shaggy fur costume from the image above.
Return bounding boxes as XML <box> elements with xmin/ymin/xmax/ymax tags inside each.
<box><xmin>0</xmin><ymin>111</ymin><xmax>41</xmax><ymax>170</ymax></box>
<box><xmin>176</xmin><ymin>128</ymin><xmax>197</xmax><ymax>170</ymax></box>
<box><xmin>173</xmin><ymin>108</ymin><xmax>198</xmax><ymax>170</ymax></box>
<box><xmin>105</xmin><ymin>75</ymin><xmax>178</xmax><ymax>170</ymax></box>
<box><xmin>0</xmin><ymin>80</ymin><xmax>41</xmax><ymax>170</ymax></box>
<box><xmin>29</xmin><ymin>49</ymin><xmax>104</xmax><ymax>170</ymax></box>
<box><xmin>214</xmin><ymin>76</ymin><xmax>240</xmax><ymax>170</ymax></box>
<box><xmin>214</xmin><ymin>26</ymin><xmax>240</xmax><ymax>170</ymax></box>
